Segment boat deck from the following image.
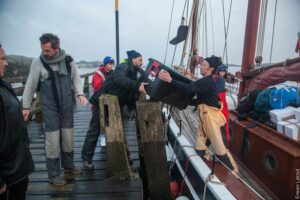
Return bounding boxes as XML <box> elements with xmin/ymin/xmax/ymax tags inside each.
<box><xmin>26</xmin><ymin>105</ymin><xmax>143</xmax><ymax>200</ymax></box>
<box><xmin>172</xmin><ymin>106</ymin><xmax>271</xmax><ymax>200</ymax></box>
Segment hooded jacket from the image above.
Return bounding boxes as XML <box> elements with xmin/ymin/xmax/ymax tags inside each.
<box><xmin>90</xmin><ymin>61</ymin><xmax>146</xmax><ymax>110</ymax></box>
<box><xmin>0</xmin><ymin>79</ymin><xmax>34</xmax><ymax>188</ymax></box>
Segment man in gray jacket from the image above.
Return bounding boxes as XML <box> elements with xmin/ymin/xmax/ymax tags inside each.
<box><xmin>22</xmin><ymin>33</ymin><xmax>87</xmax><ymax>185</ymax></box>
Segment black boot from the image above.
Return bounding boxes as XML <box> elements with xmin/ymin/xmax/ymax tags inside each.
<box><xmin>216</xmin><ymin>154</ymin><xmax>234</xmax><ymax>170</ymax></box>
<box><xmin>195</xmin><ymin>150</ymin><xmax>208</xmax><ymax>161</ymax></box>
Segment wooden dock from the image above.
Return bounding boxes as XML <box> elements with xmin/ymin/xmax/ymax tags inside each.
<box><xmin>26</xmin><ymin>105</ymin><xmax>143</xmax><ymax>200</ymax></box>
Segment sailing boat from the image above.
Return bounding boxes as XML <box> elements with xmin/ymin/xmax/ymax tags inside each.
<box><xmin>144</xmin><ymin>0</ymin><xmax>300</xmax><ymax>199</ymax></box>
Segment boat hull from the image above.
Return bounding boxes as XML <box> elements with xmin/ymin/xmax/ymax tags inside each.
<box><xmin>229</xmin><ymin>111</ymin><xmax>300</xmax><ymax>200</ymax></box>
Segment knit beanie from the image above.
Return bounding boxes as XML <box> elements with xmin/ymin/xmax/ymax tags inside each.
<box><xmin>127</xmin><ymin>50</ymin><xmax>141</xmax><ymax>60</ymax></box>
<box><xmin>204</xmin><ymin>55</ymin><xmax>222</xmax><ymax>69</ymax></box>
<box><xmin>103</xmin><ymin>56</ymin><xmax>114</xmax><ymax>65</ymax></box>
<box><xmin>218</xmin><ymin>64</ymin><xmax>227</xmax><ymax>72</ymax></box>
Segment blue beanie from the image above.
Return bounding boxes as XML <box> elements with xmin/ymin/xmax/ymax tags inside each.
<box><xmin>127</xmin><ymin>50</ymin><xmax>141</xmax><ymax>60</ymax></box>
<box><xmin>103</xmin><ymin>56</ymin><xmax>114</xmax><ymax>65</ymax></box>
<box><xmin>218</xmin><ymin>64</ymin><xmax>227</xmax><ymax>72</ymax></box>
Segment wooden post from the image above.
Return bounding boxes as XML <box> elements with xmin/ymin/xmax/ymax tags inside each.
<box><xmin>99</xmin><ymin>94</ymin><xmax>132</xmax><ymax>178</ymax></box>
<box><xmin>34</xmin><ymin>93</ymin><xmax>43</xmax><ymax>122</ymax></box>
<box><xmin>136</xmin><ymin>101</ymin><xmax>171</xmax><ymax>200</ymax></box>
<box><xmin>83</xmin><ymin>76</ymin><xmax>89</xmax><ymax>94</ymax></box>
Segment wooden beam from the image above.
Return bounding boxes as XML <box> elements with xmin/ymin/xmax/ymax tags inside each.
<box><xmin>99</xmin><ymin>94</ymin><xmax>133</xmax><ymax>178</ymax></box>
<box><xmin>242</xmin><ymin>57</ymin><xmax>300</xmax><ymax>78</ymax></box>
<box><xmin>79</xmin><ymin>72</ymin><xmax>94</xmax><ymax>78</ymax></box>
<box><xmin>238</xmin><ymin>0</ymin><xmax>261</xmax><ymax>98</ymax></box>
<box><xmin>33</xmin><ymin>93</ymin><xmax>43</xmax><ymax>122</ymax></box>
<box><xmin>136</xmin><ymin>101</ymin><xmax>171</xmax><ymax>200</ymax></box>
<box><xmin>83</xmin><ymin>76</ymin><xmax>89</xmax><ymax>94</ymax></box>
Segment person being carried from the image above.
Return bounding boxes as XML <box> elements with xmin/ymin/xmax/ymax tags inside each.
<box><xmin>159</xmin><ymin>55</ymin><xmax>238</xmax><ymax>174</ymax></box>
<box><xmin>0</xmin><ymin>44</ymin><xmax>35</xmax><ymax>200</ymax></box>
<box><xmin>22</xmin><ymin>33</ymin><xmax>88</xmax><ymax>185</ymax></box>
<box><xmin>81</xmin><ymin>50</ymin><xmax>147</xmax><ymax>170</ymax></box>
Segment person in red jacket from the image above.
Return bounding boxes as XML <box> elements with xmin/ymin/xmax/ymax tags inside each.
<box><xmin>92</xmin><ymin>56</ymin><xmax>114</xmax><ymax>92</ymax></box>
<box><xmin>214</xmin><ymin>64</ymin><xmax>230</xmax><ymax>145</ymax></box>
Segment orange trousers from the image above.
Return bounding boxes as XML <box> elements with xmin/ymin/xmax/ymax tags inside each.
<box><xmin>195</xmin><ymin>103</ymin><xmax>238</xmax><ymax>173</ymax></box>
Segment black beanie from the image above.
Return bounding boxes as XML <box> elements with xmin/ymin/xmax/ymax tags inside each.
<box><xmin>127</xmin><ymin>50</ymin><xmax>141</xmax><ymax>60</ymax></box>
<box><xmin>204</xmin><ymin>55</ymin><xmax>222</xmax><ymax>68</ymax></box>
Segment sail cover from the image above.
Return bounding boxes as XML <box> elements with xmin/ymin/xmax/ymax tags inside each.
<box><xmin>248</xmin><ymin>60</ymin><xmax>300</xmax><ymax>92</ymax></box>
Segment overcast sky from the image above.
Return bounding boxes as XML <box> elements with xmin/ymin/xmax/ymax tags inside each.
<box><xmin>0</xmin><ymin>0</ymin><xmax>299</xmax><ymax>66</ymax></box>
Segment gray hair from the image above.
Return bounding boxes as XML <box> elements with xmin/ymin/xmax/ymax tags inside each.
<box><xmin>39</xmin><ymin>33</ymin><xmax>60</xmax><ymax>49</ymax></box>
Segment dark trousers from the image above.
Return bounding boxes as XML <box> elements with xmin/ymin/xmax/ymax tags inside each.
<box><xmin>81</xmin><ymin>106</ymin><xmax>101</xmax><ymax>162</ymax></box>
<box><xmin>0</xmin><ymin>177</ymin><xmax>29</xmax><ymax>200</ymax></box>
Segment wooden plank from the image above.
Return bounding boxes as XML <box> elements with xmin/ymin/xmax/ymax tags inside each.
<box><xmin>29</xmin><ymin>170</ymin><xmax>107</xmax><ymax>182</ymax></box>
<box><xmin>29</xmin><ymin>140</ymin><xmax>138</xmax><ymax>149</ymax></box>
<box><xmin>136</xmin><ymin>101</ymin><xmax>171</xmax><ymax>200</ymax></box>
<box><xmin>99</xmin><ymin>95</ymin><xmax>133</xmax><ymax>178</ymax></box>
<box><xmin>27</xmin><ymin>179</ymin><xmax>142</xmax><ymax>195</ymax></box>
<box><xmin>31</xmin><ymin>152</ymin><xmax>139</xmax><ymax>163</ymax></box>
<box><xmin>27</xmin><ymin>192</ymin><xmax>142</xmax><ymax>200</ymax></box>
<box><xmin>32</xmin><ymin>160</ymin><xmax>140</xmax><ymax>172</ymax></box>
<box><xmin>30</xmin><ymin>146</ymin><xmax>139</xmax><ymax>155</ymax></box>
<box><xmin>26</xmin><ymin>104</ymin><xmax>142</xmax><ymax>199</ymax></box>
<box><xmin>29</xmin><ymin>135</ymin><xmax>138</xmax><ymax>143</ymax></box>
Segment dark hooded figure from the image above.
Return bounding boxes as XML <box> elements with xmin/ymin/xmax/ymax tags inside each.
<box><xmin>0</xmin><ymin>44</ymin><xmax>34</xmax><ymax>200</ymax></box>
<box><xmin>81</xmin><ymin>50</ymin><xmax>147</xmax><ymax>170</ymax></box>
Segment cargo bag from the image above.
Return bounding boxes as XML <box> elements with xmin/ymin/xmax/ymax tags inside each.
<box><xmin>269</xmin><ymin>86</ymin><xmax>300</xmax><ymax>109</ymax></box>
<box><xmin>145</xmin><ymin>58</ymin><xmax>194</xmax><ymax>110</ymax></box>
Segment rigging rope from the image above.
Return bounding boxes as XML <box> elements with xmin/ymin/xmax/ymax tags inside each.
<box><xmin>208</xmin><ymin>0</ymin><xmax>215</xmax><ymax>55</ymax></box>
<box><xmin>221</xmin><ymin>0</ymin><xmax>232</xmax><ymax>65</ymax></box>
<box><xmin>257</xmin><ymin>0</ymin><xmax>268</xmax><ymax>58</ymax></box>
<box><xmin>204</xmin><ymin>0</ymin><xmax>208</xmax><ymax>57</ymax></box>
<box><xmin>180</xmin><ymin>0</ymin><xmax>196</xmax><ymax>66</ymax></box>
<box><xmin>186</xmin><ymin>0</ymin><xmax>189</xmax><ymax>25</ymax></box>
<box><xmin>269</xmin><ymin>0</ymin><xmax>278</xmax><ymax>62</ymax></box>
<box><xmin>163</xmin><ymin>0</ymin><xmax>176</xmax><ymax>64</ymax></box>
<box><xmin>186</xmin><ymin>0</ymin><xmax>202</xmax><ymax>70</ymax></box>
<box><xmin>170</xmin><ymin>0</ymin><xmax>189</xmax><ymax>67</ymax></box>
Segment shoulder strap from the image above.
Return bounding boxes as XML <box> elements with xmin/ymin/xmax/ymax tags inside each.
<box><xmin>65</xmin><ymin>55</ymin><xmax>73</xmax><ymax>75</ymax></box>
<box><xmin>39</xmin><ymin>57</ymin><xmax>60</xmax><ymax>110</ymax></box>
<box><xmin>96</xmin><ymin>70</ymin><xmax>106</xmax><ymax>81</ymax></box>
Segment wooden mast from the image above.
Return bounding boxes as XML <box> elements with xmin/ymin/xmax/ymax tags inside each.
<box><xmin>238</xmin><ymin>0</ymin><xmax>261</xmax><ymax>99</ymax></box>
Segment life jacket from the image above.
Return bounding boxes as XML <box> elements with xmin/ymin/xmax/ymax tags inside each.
<box><xmin>92</xmin><ymin>66</ymin><xmax>108</xmax><ymax>92</ymax></box>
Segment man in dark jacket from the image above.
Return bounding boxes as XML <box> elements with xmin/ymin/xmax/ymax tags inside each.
<box><xmin>0</xmin><ymin>44</ymin><xmax>35</xmax><ymax>200</ymax></box>
<box><xmin>81</xmin><ymin>50</ymin><xmax>147</xmax><ymax>170</ymax></box>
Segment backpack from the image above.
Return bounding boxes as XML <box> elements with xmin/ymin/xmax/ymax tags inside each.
<box><xmin>254</xmin><ymin>88</ymin><xmax>275</xmax><ymax>114</ymax></box>
<box><xmin>237</xmin><ymin>89</ymin><xmax>261</xmax><ymax>115</ymax></box>
<box><xmin>269</xmin><ymin>86</ymin><xmax>300</xmax><ymax>109</ymax></box>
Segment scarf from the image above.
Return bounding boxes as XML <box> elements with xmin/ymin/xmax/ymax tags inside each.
<box><xmin>40</xmin><ymin>49</ymin><xmax>68</xmax><ymax>75</ymax></box>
